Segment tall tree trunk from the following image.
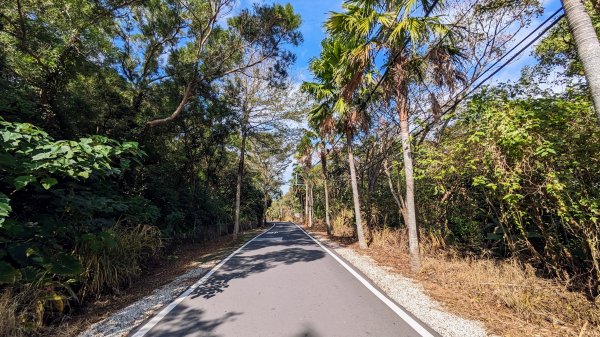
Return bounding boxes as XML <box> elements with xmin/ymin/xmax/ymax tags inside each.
<box><xmin>299</xmin><ymin>193</ymin><xmax>305</xmax><ymax>224</ymax></box>
<box><xmin>321</xmin><ymin>141</ymin><xmax>332</xmax><ymax>235</ymax></box>
<box><xmin>399</xmin><ymin>102</ymin><xmax>420</xmax><ymax>272</ymax></box>
<box><xmin>260</xmin><ymin>194</ymin><xmax>268</xmax><ymax>227</ymax></box>
<box><xmin>346</xmin><ymin>132</ymin><xmax>368</xmax><ymax>249</ymax></box>
<box><xmin>562</xmin><ymin>0</ymin><xmax>600</xmax><ymax>120</ymax></box>
<box><xmin>233</xmin><ymin>123</ymin><xmax>248</xmax><ymax>240</ymax></box>
<box><xmin>304</xmin><ymin>175</ymin><xmax>310</xmax><ymax>227</ymax></box>
<box><xmin>309</xmin><ymin>182</ymin><xmax>314</xmax><ymax>228</ymax></box>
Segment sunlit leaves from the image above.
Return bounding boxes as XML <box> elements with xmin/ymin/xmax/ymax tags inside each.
<box><xmin>0</xmin><ymin>192</ymin><xmax>11</xmax><ymax>223</ymax></box>
<box><xmin>40</xmin><ymin>178</ymin><xmax>58</xmax><ymax>190</ymax></box>
<box><xmin>417</xmin><ymin>84</ymin><xmax>600</xmax><ymax>289</ymax></box>
<box><xmin>1</xmin><ymin>119</ymin><xmax>145</xmax><ymax>184</ymax></box>
<box><xmin>14</xmin><ymin>175</ymin><xmax>36</xmax><ymax>191</ymax></box>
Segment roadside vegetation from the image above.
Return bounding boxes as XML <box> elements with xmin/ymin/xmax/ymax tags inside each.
<box><xmin>273</xmin><ymin>0</ymin><xmax>600</xmax><ymax>334</ymax></box>
<box><xmin>3</xmin><ymin>0</ymin><xmax>600</xmax><ymax>336</ymax></box>
<box><xmin>0</xmin><ymin>0</ymin><xmax>302</xmax><ymax>335</ymax></box>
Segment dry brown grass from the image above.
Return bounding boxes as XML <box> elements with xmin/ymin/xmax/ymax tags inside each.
<box><xmin>0</xmin><ymin>290</ymin><xmax>22</xmax><ymax>337</ymax></box>
<box><xmin>331</xmin><ymin>208</ymin><xmax>356</xmax><ymax>237</ymax></box>
<box><xmin>0</xmin><ymin>283</ymin><xmax>54</xmax><ymax>337</ymax></box>
<box><xmin>365</xmin><ymin>227</ymin><xmax>600</xmax><ymax>337</ymax></box>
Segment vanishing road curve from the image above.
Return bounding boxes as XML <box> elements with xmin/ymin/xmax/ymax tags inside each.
<box><xmin>131</xmin><ymin>222</ymin><xmax>438</xmax><ymax>337</ymax></box>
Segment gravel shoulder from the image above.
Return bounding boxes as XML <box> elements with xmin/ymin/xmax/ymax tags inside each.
<box><xmin>307</xmin><ymin>229</ymin><xmax>490</xmax><ymax>337</ymax></box>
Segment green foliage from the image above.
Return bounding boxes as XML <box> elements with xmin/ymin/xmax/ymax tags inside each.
<box><xmin>0</xmin><ymin>118</ymin><xmax>152</xmax><ymax>323</ymax></box>
<box><xmin>1</xmin><ymin>0</ymin><xmax>302</xmax><ymax>331</ymax></box>
<box><xmin>415</xmin><ymin>86</ymin><xmax>600</xmax><ymax>294</ymax></box>
<box><xmin>534</xmin><ymin>0</ymin><xmax>599</xmax><ymax>80</ymax></box>
<box><xmin>0</xmin><ymin>118</ymin><xmax>142</xmax><ymax>186</ymax></box>
<box><xmin>0</xmin><ymin>0</ymin><xmax>302</xmax><ymax>334</ymax></box>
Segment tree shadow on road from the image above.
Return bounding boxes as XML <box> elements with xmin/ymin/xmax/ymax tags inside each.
<box><xmin>144</xmin><ymin>304</ymin><xmax>242</xmax><ymax>337</ymax></box>
<box><xmin>191</xmin><ymin>245</ymin><xmax>325</xmax><ymax>300</ymax></box>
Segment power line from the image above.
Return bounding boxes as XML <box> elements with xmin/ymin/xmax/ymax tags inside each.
<box><xmin>304</xmin><ymin>3</ymin><xmax>566</xmax><ymax>175</ymax></box>
<box><xmin>409</xmin><ymin>5</ymin><xmax>563</xmax><ymax>117</ymax></box>
<box><xmin>468</xmin><ymin>8</ymin><xmax>564</xmax><ymax>89</ymax></box>
<box><xmin>418</xmin><ymin>9</ymin><xmax>566</xmax><ymax>131</ymax></box>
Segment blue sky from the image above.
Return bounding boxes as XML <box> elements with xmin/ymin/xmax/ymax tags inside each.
<box><xmin>231</xmin><ymin>0</ymin><xmax>563</xmax><ymax>194</ymax></box>
<box><xmin>231</xmin><ymin>0</ymin><xmax>344</xmax><ymax>82</ymax></box>
<box><xmin>277</xmin><ymin>0</ymin><xmax>563</xmax><ymax>85</ymax></box>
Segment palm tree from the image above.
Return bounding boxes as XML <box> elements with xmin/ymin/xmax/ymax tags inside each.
<box><xmin>303</xmin><ymin>114</ymin><xmax>333</xmax><ymax>235</ymax></box>
<box><xmin>302</xmin><ymin>38</ymin><xmax>371</xmax><ymax>248</ymax></box>
<box><xmin>561</xmin><ymin>0</ymin><xmax>600</xmax><ymax>120</ymax></box>
<box><xmin>326</xmin><ymin>0</ymin><xmax>462</xmax><ymax>270</ymax></box>
<box><xmin>304</xmin><ymin>78</ymin><xmax>336</xmax><ymax>236</ymax></box>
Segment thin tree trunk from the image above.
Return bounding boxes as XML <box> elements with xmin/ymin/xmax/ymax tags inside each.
<box><xmin>309</xmin><ymin>182</ymin><xmax>314</xmax><ymax>228</ymax></box>
<box><xmin>261</xmin><ymin>195</ymin><xmax>268</xmax><ymax>227</ymax></box>
<box><xmin>346</xmin><ymin>133</ymin><xmax>367</xmax><ymax>249</ymax></box>
<box><xmin>304</xmin><ymin>176</ymin><xmax>309</xmax><ymax>227</ymax></box>
<box><xmin>562</xmin><ymin>0</ymin><xmax>600</xmax><ymax>121</ymax></box>
<box><xmin>399</xmin><ymin>108</ymin><xmax>420</xmax><ymax>272</ymax></box>
<box><xmin>321</xmin><ymin>142</ymin><xmax>332</xmax><ymax>235</ymax></box>
<box><xmin>233</xmin><ymin>126</ymin><xmax>248</xmax><ymax>240</ymax></box>
<box><xmin>383</xmin><ymin>159</ymin><xmax>408</xmax><ymax>226</ymax></box>
<box><xmin>299</xmin><ymin>193</ymin><xmax>305</xmax><ymax>224</ymax></box>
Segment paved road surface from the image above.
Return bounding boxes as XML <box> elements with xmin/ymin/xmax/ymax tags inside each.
<box><xmin>132</xmin><ymin>222</ymin><xmax>436</xmax><ymax>337</ymax></box>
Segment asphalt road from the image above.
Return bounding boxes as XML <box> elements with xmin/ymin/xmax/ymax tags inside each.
<box><xmin>132</xmin><ymin>222</ymin><xmax>436</xmax><ymax>337</ymax></box>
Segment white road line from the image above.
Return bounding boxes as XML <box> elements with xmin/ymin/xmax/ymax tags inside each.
<box><xmin>294</xmin><ymin>223</ymin><xmax>435</xmax><ymax>337</ymax></box>
<box><xmin>131</xmin><ymin>225</ymin><xmax>276</xmax><ymax>337</ymax></box>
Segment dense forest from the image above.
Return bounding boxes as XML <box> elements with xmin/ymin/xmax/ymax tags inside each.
<box><xmin>0</xmin><ymin>0</ymin><xmax>304</xmax><ymax>335</ymax></box>
<box><xmin>276</xmin><ymin>0</ymin><xmax>600</xmax><ymax>305</ymax></box>
<box><xmin>2</xmin><ymin>0</ymin><xmax>600</xmax><ymax>335</ymax></box>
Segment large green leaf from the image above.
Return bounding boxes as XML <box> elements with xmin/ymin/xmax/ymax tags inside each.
<box><xmin>46</xmin><ymin>253</ymin><xmax>84</xmax><ymax>276</ymax></box>
<box><xmin>0</xmin><ymin>261</ymin><xmax>21</xmax><ymax>284</ymax></box>
<box><xmin>7</xmin><ymin>243</ymin><xmax>34</xmax><ymax>266</ymax></box>
<box><xmin>40</xmin><ymin>177</ymin><xmax>58</xmax><ymax>190</ymax></box>
<box><xmin>0</xmin><ymin>219</ymin><xmax>32</xmax><ymax>239</ymax></box>
<box><xmin>14</xmin><ymin>175</ymin><xmax>36</xmax><ymax>191</ymax></box>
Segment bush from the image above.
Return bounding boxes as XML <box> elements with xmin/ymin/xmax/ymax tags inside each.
<box><xmin>331</xmin><ymin>208</ymin><xmax>355</xmax><ymax>237</ymax></box>
<box><xmin>416</xmin><ymin>89</ymin><xmax>600</xmax><ymax>296</ymax></box>
<box><xmin>77</xmin><ymin>224</ymin><xmax>162</xmax><ymax>299</ymax></box>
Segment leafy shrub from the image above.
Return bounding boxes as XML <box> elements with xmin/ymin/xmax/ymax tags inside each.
<box><xmin>416</xmin><ymin>88</ymin><xmax>600</xmax><ymax>296</ymax></box>
<box><xmin>0</xmin><ymin>119</ymin><xmax>157</xmax><ymax>331</ymax></box>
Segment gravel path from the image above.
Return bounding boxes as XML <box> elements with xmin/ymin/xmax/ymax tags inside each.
<box><xmin>315</xmin><ymin>234</ymin><xmax>489</xmax><ymax>337</ymax></box>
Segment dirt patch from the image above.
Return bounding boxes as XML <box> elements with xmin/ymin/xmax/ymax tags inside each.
<box><xmin>308</xmin><ymin>227</ymin><xmax>600</xmax><ymax>337</ymax></box>
<box><xmin>42</xmin><ymin>229</ymin><xmax>264</xmax><ymax>337</ymax></box>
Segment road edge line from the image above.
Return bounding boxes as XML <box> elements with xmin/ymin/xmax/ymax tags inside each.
<box><xmin>294</xmin><ymin>223</ymin><xmax>435</xmax><ymax>337</ymax></box>
<box><xmin>131</xmin><ymin>224</ymin><xmax>276</xmax><ymax>337</ymax></box>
